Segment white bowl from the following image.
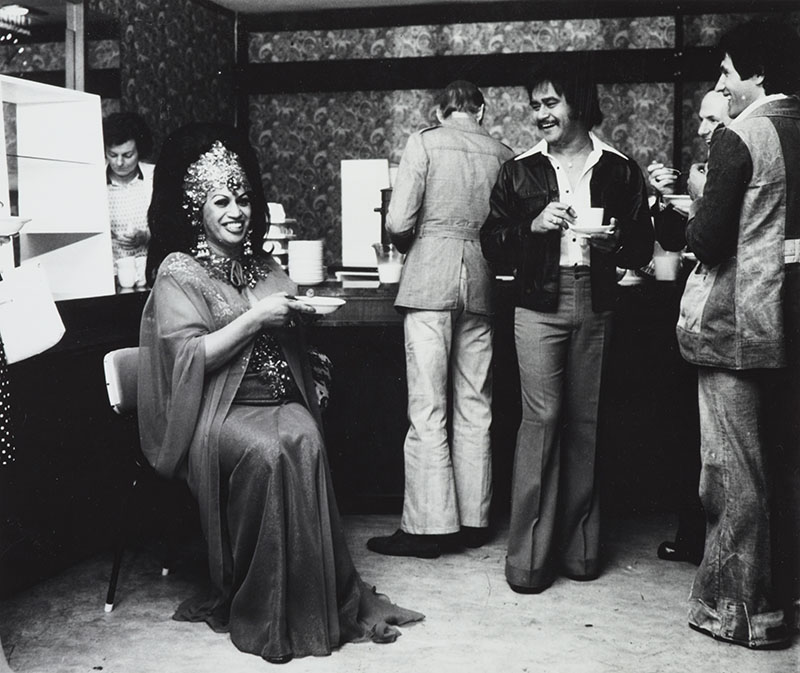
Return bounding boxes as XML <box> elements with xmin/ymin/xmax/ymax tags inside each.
<box><xmin>0</xmin><ymin>217</ymin><xmax>31</xmax><ymax>237</ymax></box>
<box><xmin>296</xmin><ymin>296</ymin><xmax>346</xmax><ymax>314</ymax></box>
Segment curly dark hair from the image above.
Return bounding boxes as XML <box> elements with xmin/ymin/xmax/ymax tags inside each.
<box><xmin>102</xmin><ymin>112</ymin><xmax>154</xmax><ymax>160</ymax></box>
<box><xmin>145</xmin><ymin>122</ymin><xmax>269</xmax><ymax>285</ymax></box>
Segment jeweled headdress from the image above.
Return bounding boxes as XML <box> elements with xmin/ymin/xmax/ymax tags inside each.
<box><xmin>181</xmin><ymin>140</ymin><xmax>251</xmax><ymax>227</ymax></box>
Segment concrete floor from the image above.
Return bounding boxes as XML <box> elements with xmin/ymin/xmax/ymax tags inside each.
<box><xmin>0</xmin><ymin>512</ymin><xmax>797</xmax><ymax>673</ymax></box>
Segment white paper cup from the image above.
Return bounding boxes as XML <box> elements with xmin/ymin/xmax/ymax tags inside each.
<box><xmin>116</xmin><ymin>256</ymin><xmax>137</xmax><ymax>288</ymax></box>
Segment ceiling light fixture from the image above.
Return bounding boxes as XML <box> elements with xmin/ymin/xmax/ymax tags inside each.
<box><xmin>0</xmin><ymin>4</ymin><xmax>31</xmax><ymax>37</ymax></box>
<box><xmin>1</xmin><ymin>4</ymin><xmax>28</xmax><ymax>17</ymax></box>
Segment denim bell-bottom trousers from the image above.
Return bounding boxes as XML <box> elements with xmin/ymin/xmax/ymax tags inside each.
<box><xmin>505</xmin><ymin>268</ymin><xmax>612</xmax><ymax>590</ymax></box>
<box><xmin>689</xmin><ymin>263</ymin><xmax>800</xmax><ymax>645</ymax></box>
<box><xmin>399</xmin><ymin>277</ymin><xmax>493</xmax><ymax>535</ymax></box>
<box><xmin>689</xmin><ymin>367</ymin><xmax>791</xmax><ymax>647</ymax></box>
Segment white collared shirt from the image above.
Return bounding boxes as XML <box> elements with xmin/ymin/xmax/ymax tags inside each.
<box><xmin>518</xmin><ymin>133</ymin><xmax>626</xmax><ymax>266</ymax></box>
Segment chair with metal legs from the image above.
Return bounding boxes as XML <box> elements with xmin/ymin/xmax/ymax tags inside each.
<box><xmin>102</xmin><ymin>346</ymin><xmax>174</xmax><ymax>612</ymax></box>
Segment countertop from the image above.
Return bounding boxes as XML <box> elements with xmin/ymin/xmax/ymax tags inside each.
<box><xmin>44</xmin><ymin>274</ymin><xmax>682</xmax><ymax>355</ymax></box>
<box><xmin>294</xmin><ymin>280</ymin><xmax>401</xmax><ymax>326</ymax></box>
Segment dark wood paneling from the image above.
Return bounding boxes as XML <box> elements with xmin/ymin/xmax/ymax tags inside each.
<box><xmin>244</xmin><ymin>0</ymin><xmax>798</xmax><ymax>31</ymax></box>
<box><xmin>242</xmin><ymin>48</ymin><xmax>713</xmax><ymax>95</ymax></box>
<box><xmin>28</xmin><ymin>18</ymin><xmax>119</xmax><ymax>43</ymax></box>
<box><xmin>4</xmin><ymin>68</ymin><xmax>121</xmax><ymax>99</ymax></box>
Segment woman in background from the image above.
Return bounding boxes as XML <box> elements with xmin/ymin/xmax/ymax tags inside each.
<box><xmin>139</xmin><ymin>122</ymin><xmax>422</xmax><ymax>664</ymax></box>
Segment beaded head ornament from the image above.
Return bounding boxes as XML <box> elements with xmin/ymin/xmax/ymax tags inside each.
<box><xmin>182</xmin><ymin>140</ymin><xmax>252</xmax><ymax>230</ymax></box>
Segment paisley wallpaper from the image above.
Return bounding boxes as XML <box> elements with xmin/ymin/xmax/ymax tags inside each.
<box><xmin>0</xmin><ymin>39</ymin><xmax>119</xmax><ymax>72</ymax></box>
<box><xmin>249</xmin><ymin>17</ymin><xmax>675</xmax><ymax>63</ymax></box>
<box><xmin>112</xmin><ymin>0</ymin><xmax>236</xmax><ymax>155</ymax></box>
<box><xmin>683</xmin><ymin>12</ymin><xmax>800</xmax><ymax>47</ymax></box>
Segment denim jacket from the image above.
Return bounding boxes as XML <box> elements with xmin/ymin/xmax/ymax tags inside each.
<box><xmin>678</xmin><ymin>96</ymin><xmax>800</xmax><ymax>369</ymax></box>
<box><xmin>386</xmin><ymin>115</ymin><xmax>515</xmax><ymax>314</ymax></box>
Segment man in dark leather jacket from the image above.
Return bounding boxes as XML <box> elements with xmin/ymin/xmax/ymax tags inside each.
<box><xmin>480</xmin><ymin>60</ymin><xmax>653</xmax><ymax>594</ymax></box>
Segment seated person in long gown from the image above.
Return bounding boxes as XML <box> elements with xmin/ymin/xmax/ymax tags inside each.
<box><xmin>138</xmin><ymin>122</ymin><xmax>423</xmax><ymax>664</ymax></box>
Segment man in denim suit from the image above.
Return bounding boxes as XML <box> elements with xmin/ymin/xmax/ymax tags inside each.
<box><xmin>367</xmin><ymin>81</ymin><xmax>514</xmax><ymax>558</ymax></box>
<box><xmin>677</xmin><ymin>19</ymin><xmax>800</xmax><ymax>649</ymax></box>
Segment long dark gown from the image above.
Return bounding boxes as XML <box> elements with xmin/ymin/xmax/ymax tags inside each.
<box><xmin>138</xmin><ymin>252</ymin><xmax>422</xmax><ymax>661</ymax></box>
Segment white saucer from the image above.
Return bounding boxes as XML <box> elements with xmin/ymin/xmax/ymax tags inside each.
<box><xmin>568</xmin><ymin>224</ymin><xmax>614</xmax><ymax>236</ymax></box>
<box><xmin>296</xmin><ymin>296</ymin><xmax>346</xmax><ymax>314</ymax></box>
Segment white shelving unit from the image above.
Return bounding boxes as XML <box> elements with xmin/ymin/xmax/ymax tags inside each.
<box><xmin>0</xmin><ymin>75</ymin><xmax>114</xmax><ymax>300</ymax></box>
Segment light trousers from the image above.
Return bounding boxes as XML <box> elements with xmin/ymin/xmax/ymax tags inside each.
<box><xmin>399</xmin><ymin>284</ymin><xmax>493</xmax><ymax>534</ymax></box>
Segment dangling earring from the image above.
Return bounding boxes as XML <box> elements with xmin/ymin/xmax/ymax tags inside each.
<box><xmin>243</xmin><ymin>230</ymin><xmax>253</xmax><ymax>257</ymax></box>
<box><xmin>193</xmin><ymin>228</ymin><xmax>210</xmax><ymax>259</ymax></box>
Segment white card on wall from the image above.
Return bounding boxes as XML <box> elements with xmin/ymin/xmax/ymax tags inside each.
<box><xmin>341</xmin><ymin>159</ymin><xmax>390</xmax><ymax>267</ymax></box>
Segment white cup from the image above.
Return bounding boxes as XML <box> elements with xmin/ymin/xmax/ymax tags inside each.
<box><xmin>573</xmin><ymin>206</ymin><xmax>605</xmax><ymax>229</ymax></box>
<box><xmin>377</xmin><ymin>261</ymin><xmax>403</xmax><ymax>283</ymax></box>
<box><xmin>372</xmin><ymin>243</ymin><xmax>405</xmax><ymax>284</ymax></box>
<box><xmin>653</xmin><ymin>241</ymin><xmax>682</xmax><ymax>281</ymax></box>
<box><xmin>654</xmin><ymin>252</ymin><xmax>682</xmax><ymax>281</ymax></box>
<box><xmin>116</xmin><ymin>256</ymin><xmax>137</xmax><ymax>288</ymax></box>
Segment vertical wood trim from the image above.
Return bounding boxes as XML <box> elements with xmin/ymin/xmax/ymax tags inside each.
<box><xmin>65</xmin><ymin>0</ymin><xmax>85</xmax><ymax>92</ymax></box>
<box><xmin>235</xmin><ymin>12</ymin><xmax>249</xmax><ymax>133</ymax></box>
<box><xmin>673</xmin><ymin>11</ymin><xmax>685</xmax><ymax>171</ymax></box>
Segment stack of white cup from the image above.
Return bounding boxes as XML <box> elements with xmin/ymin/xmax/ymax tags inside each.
<box><xmin>288</xmin><ymin>239</ymin><xmax>324</xmax><ymax>285</ymax></box>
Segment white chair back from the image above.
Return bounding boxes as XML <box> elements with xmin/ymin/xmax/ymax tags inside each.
<box><xmin>103</xmin><ymin>347</ymin><xmax>139</xmax><ymax>415</ymax></box>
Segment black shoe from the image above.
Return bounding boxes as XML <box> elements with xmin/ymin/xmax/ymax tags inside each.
<box><xmin>562</xmin><ymin>570</ymin><xmax>599</xmax><ymax>582</ymax></box>
<box><xmin>367</xmin><ymin>529</ymin><xmax>441</xmax><ymax>558</ymax></box>
<box><xmin>657</xmin><ymin>540</ymin><xmax>703</xmax><ymax>565</ymax></box>
<box><xmin>431</xmin><ymin>532</ymin><xmax>463</xmax><ymax>553</ymax></box>
<box><xmin>265</xmin><ymin>654</ymin><xmax>293</xmax><ymax>664</ymax></box>
<box><xmin>461</xmin><ymin>526</ymin><xmax>491</xmax><ymax>549</ymax></box>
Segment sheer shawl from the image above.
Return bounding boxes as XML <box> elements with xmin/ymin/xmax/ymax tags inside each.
<box><xmin>137</xmin><ymin>251</ymin><xmax>320</xmax><ymax>589</ymax></box>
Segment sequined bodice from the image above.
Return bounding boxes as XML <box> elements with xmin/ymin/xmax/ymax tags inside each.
<box><xmin>237</xmin><ymin>331</ymin><xmax>300</xmax><ymax>402</ymax></box>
